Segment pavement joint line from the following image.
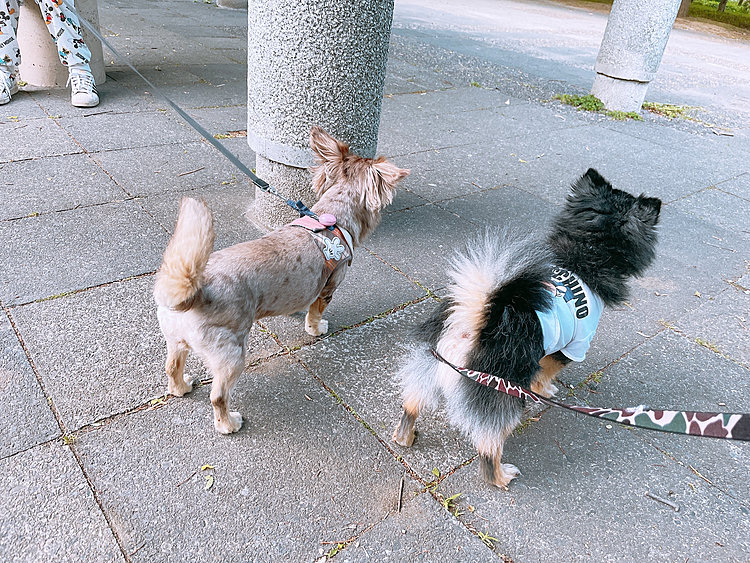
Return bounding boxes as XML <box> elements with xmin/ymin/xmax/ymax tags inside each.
<box><xmin>1</xmin><ymin>194</ymin><xmax>143</xmax><ymax>223</ymax></box>
<box><xmin>2</xmin><ymin>272</ymin><xmax>157</xmax><ymax>309</ymax></box>
<box><xmin>361</xmin><ymin>246</ymin><xmax>439</xmax><ymax>299</ymax></box>
<box><xmin>291</xmin><ymin>351</ymin><xmax>504</xmax><ymax>557</ymax></box>
<box><xmin>638</xmin><ymin>433</ymin><xmax>749</xmax><ymax>509</ymax></box>
<box><xmin>2</xmin><ymin>306</ymin><xmax>134</xmax><ymax>562</ymax></box>
<box><xmin>386</xmin><ymin>141</ymin><xmax>476</xmax><ymax>159</ymax></box>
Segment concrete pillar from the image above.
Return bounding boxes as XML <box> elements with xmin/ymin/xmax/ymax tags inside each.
<box><xmin>17</xmin><ymin>0</ymin><xmax>106</xmax><ymax>89</ymax></box>
<box><xmin>217</xmin><ymin>0</ymin><xmax>247</xmax><ymax>9</ymax></box>
<box><xmin>247</xmin><ymin>0</ymin><xmax>394</xmax><ymax>229</ymax></box>
<box><xmin>590</xmin><ymin>0</ymin><xmax>680</xmax><ymax>113</ymax></box>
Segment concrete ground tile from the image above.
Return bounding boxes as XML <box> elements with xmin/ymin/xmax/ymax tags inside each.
<box><xmin>0</xmin><ymin>154</ymin><xmax>126</xmax><ymax>221</ymax></box>
<box><xmin>91</xmin><ymin>142</ymin><xmax>246</xmax><ymax>197</ymax></box>
<box><xmin>474</xmin><ymin>125</ymin><xmax>723</xmax><ymax>205</ymax></box>
<box><xmin>0</xmin><ymin>200</ymin><xmax>169</xmax><ymax>306</ymax></box>
<box><xmin>656</xmin><ymin>206</ymin><xmax>748</xmax><ymax>282</ymax></box>
<box><xmin>576</xmin><ymin>329</ymin><xmax>750</xmax><ymax>511</ymax></box>
<box><xmin>179</xmin><ymin>105</ymin><xmax>247</xmax><ymax>137</ymax></box>
<box><xmin>74</xmin><ymin>357</ymin><xmax>408</xmax><ymax>563</ymax></box>
<box><xmin>381</xmin><ymin>146</ymin><xmax>506</xmax><ymax>205</ymax></box>
<box><xmin>56</xmin><ymin>111</ymin><xmax>197</xmax><ymax>153</ymax></box>
<box><xmin>434</xmin><ymin>184</ymin><xmax>556</xmax><ymax>229</ymax></box>
<box><xmin>133</xmin><ymin>76</ymin><xmax>248</xmax><ymax>109</ymax></box>
<box><xmin>386</xmin><ymin>185</ymin><xmax>432</xmax><ymax>213</ymax></box>
<box><xmin>669</xmin><ymin>284</ymin><xmax>749</xmax><ymax>368</ymax></box>
<box><xmin>367</xmin><ymin>203</ymin><xmax>485</xmax><ymax>290</ymax></box>
<box><xmin>670</xmin><ymin>188</ymin><xmax>750</xmax><ymax>238</ymax></box>
<box><xmin>11</xmin><ymin>276</ymin><xmax>279</xmax><ymax>431</ymax></box>
<box><xmin>28</xmin><ymin>79</ymin><xmax>156</xmax><ymax>119</ymax></box>
<box><xmin>257</xmin><ymin>249</ymin><xmax>426</xmax><ymax>350</ymax></box>
<box><xmin>383</xmin><ymin>58</ymin><xmax>455</xmax><ymax>95</ymax></box>
<box><xmin>0</xmin><ymin>93</ymin><xmax>49</xmax><ymax>120</ymax></box>
<box><xmin>0</xmin><ymin>311</ymin><xmax>59</xmax><ymax>458</ymax></box>
<box><xmin>0</xmin><ymin>117</ymin><xmax>82</xmax><ymax>163</ymax></box>
<box><xmin>716</xmin><ymin>172</ymin><xmax>750</xmax><ymax>200</ymax></box>
<box><xmin>440</xmin><ymin>406</ymin><xmax>749</xmax><ymax>563</ymax></box>
<box><xmin>297</xmin><ymin>300</ymin><xmax>478</xmax><ymax>483</ymax></box>
<box><xmin>340</xmin><ymin>490</ymin><xmax>497</xmax><ymax>562</ymax></box>
<box><xmin>139</xmin><ymin>182</ymin><xmax>264</xmax><ymax>250</ymax></box>
<box><xmin>0</xmin><ymin>442</ymin><xmax>124</xmax><ymax>563</ymax></box>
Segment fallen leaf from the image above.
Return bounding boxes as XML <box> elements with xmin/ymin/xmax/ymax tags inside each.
<box><xmin>201</xmin><ymin>464</ymin><xmax>214</xmax><ymax>471</ymax></box>
<box><xmin>694</xmin><ymin>291</ymin><xmax>701</xmax><ymax>298</ymax></box>
<box><xmin>204</xmin><ymin>475</ymin><xmax>214</xmax><ymax>490</ymax></box>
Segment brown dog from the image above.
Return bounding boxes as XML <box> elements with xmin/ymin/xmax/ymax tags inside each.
<box><xmin>154</xmin><ymin>126</ymin><xmax>409</xmax><ymax>433</ymax></box>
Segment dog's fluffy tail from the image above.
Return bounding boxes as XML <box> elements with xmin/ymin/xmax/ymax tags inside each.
<box><xmin>153</xmin><ymin>198</ymin><xmax>215</xmax><ymax>309</ymax></box>
<box><xmin>445</xmin><ymin>228</ymin><xmax>552</xmax><ymax>333</ymax></box>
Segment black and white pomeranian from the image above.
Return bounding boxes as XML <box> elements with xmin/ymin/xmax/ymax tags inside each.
<box><xmin>392</xmin><ymin>168</ymin><xmax>661</xmax><ymax>488</ymax></box>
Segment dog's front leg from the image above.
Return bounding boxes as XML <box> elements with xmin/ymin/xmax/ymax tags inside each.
<box><xmin>530</xmin><ymin>351</ymin><xmax>570</xmax><ymax>397</ymax></box>
<box><xmin>305</xmin><ymin>294</ymin><xmax>332</xmax><ymax>336</ymax></box>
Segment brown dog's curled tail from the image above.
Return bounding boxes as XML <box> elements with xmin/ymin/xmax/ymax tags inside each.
<box><xmin>154</xmin><ymin>197</ymin><xmax>215</xmax><ymax>309</ymax></box>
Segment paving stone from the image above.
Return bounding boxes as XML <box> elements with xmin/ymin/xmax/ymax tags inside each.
<box><xmin>0</xmin><ymin>200</ymin><xmax>169</xmax><ymax>306</ymax></box>
<box><xmin>297</xmin><ymin>300</ymin><xmax>478</xmax><ymax>483</ymax></box>
<box><xmin>0</xmin><ymin>117</ymin><xmax>82</xmax><ymax>163</ymax></box>
<box><xmin>340</xmin><ymin>490</ymin><xmax>498</xmax><ymax>562</ymax></box>
<box><xmin>90</xmin><ymin>142</ymin><xmax>247</xmax><ymax>198</ymax></box>
<box><xmin>0</xmin><ymin>154</ymin><xmax>126</xmax><ymax>221</ymax></box>
<box><xmin>11</xmin><ymin>276</ymin><xmax>280</xmax><ymax>431</ymax></box>
<box><xmin>55</xmin><ymin>111</ymin><xmax>197</xmax><ymax>153</ymax></box>
<box><xmin>0</xmin><ymin>311</ymin><xmax>59</xmax><ymax>459</ymax></box>
<box><xmin>73</xmin><ymin>357</ymin><xmax>430</xmax><ymax>563</ymax></box>
<box><xmin>0</xmin><ymin>442</ymin><xmax>124</xmax><ymax>563</ymax></box>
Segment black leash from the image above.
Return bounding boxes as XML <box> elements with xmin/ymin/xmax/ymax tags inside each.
<box><xmin>70</xmin><ymin>3</ymin><xmax>317</xmax><ymax>220</ymax></box>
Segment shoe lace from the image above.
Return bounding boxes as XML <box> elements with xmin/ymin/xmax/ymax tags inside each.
<box><xmin>67</xmin><ymin>72</ymin><xmax>95</xmax><ymax>94</ymax></box>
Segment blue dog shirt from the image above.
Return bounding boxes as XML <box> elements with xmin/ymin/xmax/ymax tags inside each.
<box><xmin>535</xmin><ymin>267</ymin><xmax>604</xmax><ymax>362</ymax></box>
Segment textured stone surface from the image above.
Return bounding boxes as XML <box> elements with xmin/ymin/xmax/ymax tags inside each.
<box><xmin>0</xmin><ymin>442</ymin><xmax>124</xmax><ymax>563</ymax></box>
<box><xmin>246</xmin><ymin>0</ymin><xmax>394</xmax><ymax>165</ymax></box>
<box><xmin>0</xmin><ymin>311</ymin><xmax>59</xmax><ymax>458</ymax></box>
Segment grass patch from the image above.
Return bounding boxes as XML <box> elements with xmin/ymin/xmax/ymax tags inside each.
<box><xmin>556</xmin><ymin>94</ymin><xmax>644</xmax><ymax>121</ymax></box>
<box><xmin>688</xmin><ymin>0</ymin><xmax>750</xmax><ymax>30</ymax></box>
<box><xmin>556</xmin><ymin>94</ymin><xmax>604</xmax><ymax>111</ymax></box>
<box><xmin>642</xmin><ymin>101</ymin><xmax>695</xmax><ymax>119</ymax></box>
<box><xmin>605</xmin><ymin>110</ymin><xmax>643</xmax><ymax>121</ymax></box>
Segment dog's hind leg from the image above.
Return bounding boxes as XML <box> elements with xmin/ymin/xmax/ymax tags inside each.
<box><xmin>530</xmin><ymin>351</ymin><xmax>571</xmax><ymax>398</ymax></box>
<box><xmin>477</xmin><ymin>425</ymin><xmax>519</xmax><ymax>489</ymax></box>
<box><xmin>393</xmin><ymin>346</ymin><xmax>440</xmax><ymax>447</ymax></box>
<box><xmin>207</xmin><ymin>340</ymin><xmax>245</xmax><ymax>434</ymax></box>
<box><xmin>165</xmin><ymin>339</ymin><xmax>192</xmax><ymax>397</ymax></box>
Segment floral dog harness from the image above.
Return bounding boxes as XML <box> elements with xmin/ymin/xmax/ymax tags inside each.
<box><xmin>289</xmin><ymin>214</ymin><xmax>353</xmax><ymax>285</ymax></box>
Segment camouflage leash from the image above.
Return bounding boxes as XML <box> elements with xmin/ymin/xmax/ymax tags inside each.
<box><xmin>431</xmin><ymin>349</ymin><xmax>750</xmax><ymax>442</ymax></box>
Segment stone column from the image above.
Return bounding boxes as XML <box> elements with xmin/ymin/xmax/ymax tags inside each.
<box><xmin>17</xmin><ymin>0</ymin><xmax>106</xmax><ymax>89</ymax></box>
<box><xmin>247</xmin><ymin>0</ymin><xmax>394</xmax><ymax>229</ymax></box>
<box><xmin>590</xmin><ymin>0</ymin><xmax>680</xmax><ymax>113</ymax></box>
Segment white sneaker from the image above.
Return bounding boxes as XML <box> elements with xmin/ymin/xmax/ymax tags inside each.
<box><xmin>1</xmin><ymin>66</ymin><xmax>18</xmax><ymax>105</ymax></box>
<box><xmin>67</xmin><ymin>68</ymin><xmax>99</xmax><ymax>108</ymax></box>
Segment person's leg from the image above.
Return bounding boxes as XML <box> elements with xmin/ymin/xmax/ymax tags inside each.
<box><xmin>35</xmin><ymin>0</ymin><xmax>98</xmax><ymax>106</ymax></box>
<box><xmin>0</xmin><ymin>0</ymin><xmax>20</xmax><ymax>105</ymax></box>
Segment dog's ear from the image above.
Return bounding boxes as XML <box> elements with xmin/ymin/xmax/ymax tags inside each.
<box><xmin>634</xmin><ymin>195</ymin><xmax>662</xmax><ymax>226</ymax></box>
<box><xmin>310</xmin><ymin>126</ymin><xmax>349</xmax><ymax>164</ymax></box>
<box><xmin>365</xmin><ymin>160</ymin><xmax>409</xmax><ymax>210</ymax></box>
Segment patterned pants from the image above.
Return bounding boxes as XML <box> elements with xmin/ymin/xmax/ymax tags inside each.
<box><xmin>0</xmin><ymin>0</ymin><xmax>91</xmax><ymax>69</ymax></box>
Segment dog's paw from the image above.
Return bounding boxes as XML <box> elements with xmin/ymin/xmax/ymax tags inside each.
<box><xmin>392</xmin><ymin>427</ymin><xmax>415</xmax><ymax>447</ymax></box>
<box><xmin>167</xmin><ymin>379</ymin><xmax>193</xmax><ymax>397</ymax></box>
<box><xmin>492</xmin><ymin>463</ymin><xmax>520</xmax><ymax>490</ymax></box>
<box><xmin>530</xmin><ymin>380</ymin><xmax>558</xmax><ymax>398</ymax></box>
<box><xmin>305</xmin><ymin>318</ymin><xmax>328</xmax><ymax>336</ymax></box>
<box><xmin>214</xmin><ymin>411</ymin><xmax>243</xmax><ymax>434</ymax></box>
